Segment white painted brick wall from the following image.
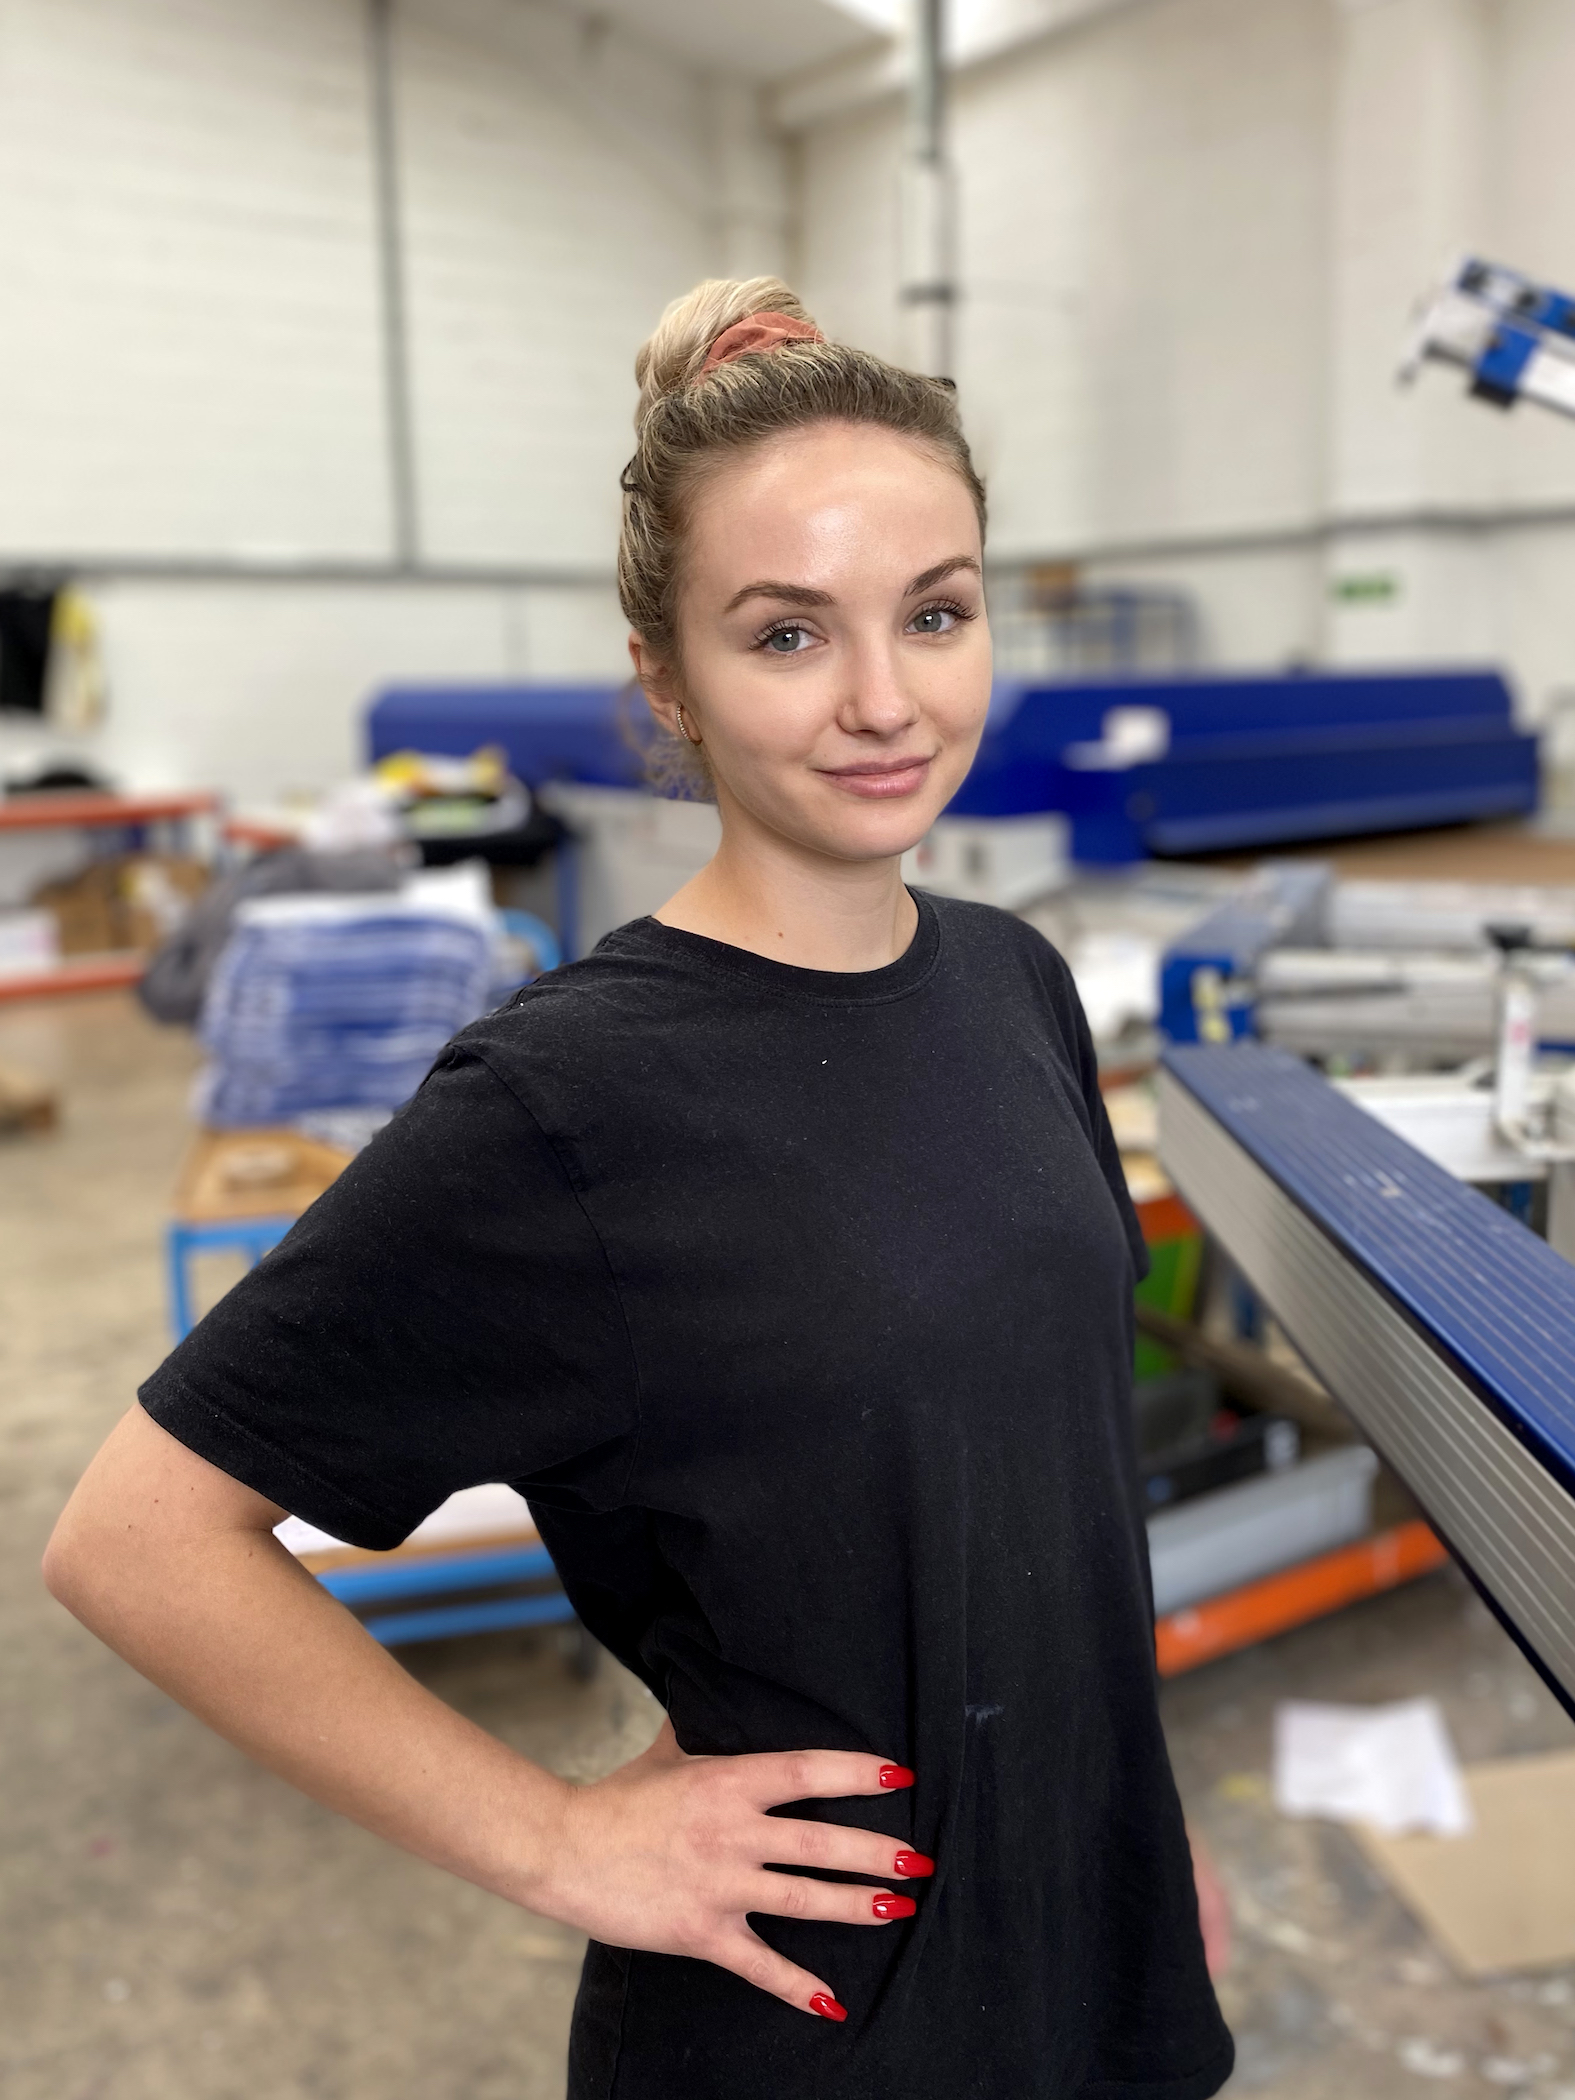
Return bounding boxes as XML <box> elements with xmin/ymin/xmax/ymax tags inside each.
<box><xmin>796</xmin><ymin>0</ymin><xmax>1575</xmax><ymax>721</ymax></box>
<box><xmin>800</xmin><ymin>0</ymin><xmax>1333</xmax><ymax>555</ymax></box>
<box><xmin>88</xmin><ymin>578</ymin><xmax>630</xmax><ymax>800</ymax></box>
<box><xmin>397</xmin><ymin>0</ymin><xmax>716</xmax><ymax>567</ymax></box>
<box><xmin>0</xmin><ymin>0</ymin><xmax>709</xmax><ymax>803</ymax></box>
<box><xmin>0</xmin><ymin>0</ymin><xmax>392</xmax><ymax>558</ymax></box>
<box><xmin>1492</xmin><ymin>0</ymin><xmax>1575</xmax><ymax>509</ymax></box>
<box><xmin>1328</xmin><ymin>0</ymin><xmax>1500</xmax><ymax>517</ymax></box>
<box><xmin>0</xmin><ymin>575</ymin><xmax>631</xmax><ymax>810</ymax></box>
<box><xmin>960</xmin><ymin>0</ymin><xmax>1333</xmax><ymax>556</ymax></box>
<box><xmin>13</xmin><ymin>0</ymin><xmax>1575</xmax><ymax>808</ymax></box>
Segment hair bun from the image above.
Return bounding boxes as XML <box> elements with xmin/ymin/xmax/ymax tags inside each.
<box><xmin>633</xmin><ymin>276</ymin><xmax>819</xmax><ymax>430</ymax></box>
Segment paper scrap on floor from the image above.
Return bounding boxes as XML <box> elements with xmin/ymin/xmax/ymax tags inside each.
<box><xmin>1273</xmin><ymin>1698</ymin><xmax>1472</xmax><ymax>1837</ymax></box>
<box><xmin>1358</xmin><ymin>1750</ymin><xmax>1575</xmax><ymax>1977</ymax></box>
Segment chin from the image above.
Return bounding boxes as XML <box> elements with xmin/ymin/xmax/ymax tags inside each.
<box><xmin>819</xmin><ymin>801</ymin><xmax>948</xmax><ymax>865</ymax></box>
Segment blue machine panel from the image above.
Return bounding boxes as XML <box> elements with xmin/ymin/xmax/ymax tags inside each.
<box><xmin>950</xmin><ymin>669</ymin><xmax>1538</xmax><ymax>863</ymax></box>
<box><xmin>1163</xmin><ymin>1043</ymin><xmax>1575</xmax><ymax>1485</ymax></box>
<box><xmin>1160</xmin><ymin>1041</ymin><xmax>1575</xmax><ymax>1707</ymax></box>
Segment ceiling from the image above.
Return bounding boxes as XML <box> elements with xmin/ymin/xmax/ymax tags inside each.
<box><xmin>563</xmin><ymin>0</ymin><xmax>897</xmax><ymax>83</ymax></box>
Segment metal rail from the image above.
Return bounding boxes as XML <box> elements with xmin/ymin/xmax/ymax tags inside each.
<box><xmin>1159</xmin><ymin>1041</ymin><xmax>1575</xmax><ymax>1714</ymax></box>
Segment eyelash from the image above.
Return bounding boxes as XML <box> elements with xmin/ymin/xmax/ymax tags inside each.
<box><xmin>913</xmin><ymin>597</ymin><xmax>977</xmax><ymax>630</ymax></box>
<box><xmin>749</xmin><ymin>598</ymin><xmax>978</xmax><ymax>652</ymax></box>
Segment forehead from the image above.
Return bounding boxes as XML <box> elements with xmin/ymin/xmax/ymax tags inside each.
<box><xmin>684</xmin><ymin>422</ymin><xmax>980</xmax><ymax>593</ymax></box>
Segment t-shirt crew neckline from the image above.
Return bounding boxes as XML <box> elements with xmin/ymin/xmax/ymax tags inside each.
<box><xmin>618</xmin><ymin>887</ymin><xmax>943</xmax><ymax>1007</ymax></box>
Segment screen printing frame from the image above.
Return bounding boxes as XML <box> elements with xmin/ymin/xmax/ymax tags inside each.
<box><xmin>1158</xmin><ymin>1042</ymin><xmax>1575</xmax><ymax>1718</ymax></box>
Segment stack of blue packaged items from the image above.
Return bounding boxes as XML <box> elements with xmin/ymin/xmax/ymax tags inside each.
<box><xmin>197</xmin><ymin>890</ymin><xmax>496</xmax><ymax>1128</ymax></box>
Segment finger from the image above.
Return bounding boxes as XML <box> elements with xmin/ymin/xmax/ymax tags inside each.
<box><xmin>744</xmin><ymin>1874</ymin><xmax>918</xmax><ymax>1928</ymax></box>
<box><xmin>734</xmin><ymin>1749</ymin><xmax>913</xmax><ymax>1809</ymax></box>
<box><xmin>709</xmin><ymin>1921</ymin><xmax>849</xmax><ymax>2022</ymax></box>
<box><xmin>762</xmin><ymin>1816</ymin><xmax>935</xmax><ymax>1881</ymax></box>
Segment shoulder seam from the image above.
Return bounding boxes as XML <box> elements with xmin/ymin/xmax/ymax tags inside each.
<box><xmin>462</xmin><ymin>1047</ymin><xmax>647</xmax><ymax>1504</ymax></box>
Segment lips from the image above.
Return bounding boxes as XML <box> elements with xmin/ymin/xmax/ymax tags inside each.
<box><xmin>818</xmin><ymin>756</ymin><xmax>934</xmax><ymax>800</ymax></box>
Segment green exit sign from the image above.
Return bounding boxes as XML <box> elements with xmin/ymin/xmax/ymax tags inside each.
<box><xmin>1331</xmin><ymin>572</ymin><xmax>1402</xmax><ymax>605</ymax></box>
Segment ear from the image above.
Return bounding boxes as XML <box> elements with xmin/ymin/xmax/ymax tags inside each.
<box><xmin>628</xmin><ymin>632</ymin><xmax>684</xmax><ymax>740</ymax></box>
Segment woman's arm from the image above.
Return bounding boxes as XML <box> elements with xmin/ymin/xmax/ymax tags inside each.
<box><xmin>44</xmin><ymin>1405</ymin><xmax>924</xmax><ymax>2020</ymax></box>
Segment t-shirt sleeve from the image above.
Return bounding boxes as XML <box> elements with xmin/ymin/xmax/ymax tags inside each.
<box><xmin>138</xmin><ymin>1046</ymin><xmax>640</xmax><ymax>1549</ymax></box>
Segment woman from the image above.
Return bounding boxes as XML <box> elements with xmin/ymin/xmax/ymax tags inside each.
<box><xmin>46</xmin><ymin>278</ymin><xmax>1232</xmax><ymax>2099</ymax></box>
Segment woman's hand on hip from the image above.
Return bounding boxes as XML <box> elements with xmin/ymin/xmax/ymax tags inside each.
<box><xmin>529</xmin><ymin>1720</ymin><xmax>929</xmax><ymax>2020</ymax></box>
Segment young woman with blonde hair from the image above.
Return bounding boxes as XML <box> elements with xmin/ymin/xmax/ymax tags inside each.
<box><xmin>48</xmin><ymin>279</ymin><xmax>1233</xmax><ymax>2099</ymax></box>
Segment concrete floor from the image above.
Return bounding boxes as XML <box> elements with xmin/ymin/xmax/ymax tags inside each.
<box><xmin>5</xmin><ymin>993</ymin><xmax>1575</xmax><ymax>2100</ymax></box>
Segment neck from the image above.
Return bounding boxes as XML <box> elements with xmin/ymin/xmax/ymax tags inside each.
<box><xmin>653</xmin><ymin>801</ymin><xmax>919</xmax><ymax>973</ymax></box>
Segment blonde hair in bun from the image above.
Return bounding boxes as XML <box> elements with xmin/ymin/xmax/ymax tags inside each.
<box><xmin>633</xmin><ymin>276</ymin><xmax>817</xmax><ymax>430</ymax></box>
<box><xmin>620</xmin><ymin>277</ymin><xmax>986</xmax><ymax>801</ymax></box>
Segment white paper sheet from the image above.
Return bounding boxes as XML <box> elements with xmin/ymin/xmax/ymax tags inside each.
<box><xmin>1273</xmin><ymin>1697</ymin><xmax>1473</xmax><ymax>1837</ymax></box>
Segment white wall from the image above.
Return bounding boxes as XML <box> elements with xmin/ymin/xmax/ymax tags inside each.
<box><xmin>0</xmin><ymin>0</ymin><xmax>767</xmax><ymax>805</ymax></box>
<box><xmin>793</xmin><ymin>0</ymin><xmax>1575</xmax><ymax>725</ymax></box>
<box><xmin>17</xmin><ymin>0</ymin><xmax>1575</xmax><ymax>810</ymax></box>
<box><xmin>0</xmin><ymin>0</ymin><xmax>392</xmax><ymax>562</ymax></box>
<box><xmin>395</xmin><ymin>0</ymin><xmax>715</xmax><ymax>569</ymax></box>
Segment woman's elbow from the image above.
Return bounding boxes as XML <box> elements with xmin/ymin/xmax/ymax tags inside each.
<box><xmin>42</xmin><ymin>1495</ymin><xmax>108</xmax><ymax>1617</ymax></box>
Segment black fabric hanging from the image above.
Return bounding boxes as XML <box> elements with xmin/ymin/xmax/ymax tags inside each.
<box><xmin>0</xmin><ymin>588</ymin><xmax>56</xmax><ymax>715</ymax></box>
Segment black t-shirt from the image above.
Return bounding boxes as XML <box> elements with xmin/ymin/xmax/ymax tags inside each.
<box><xmin>141</xmin><ymin>893</ymin><xmax>1232</xmax><ymax>2100</ymax></box>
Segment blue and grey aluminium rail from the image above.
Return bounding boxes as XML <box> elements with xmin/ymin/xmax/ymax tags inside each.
<box><xmin>1158</xmin><ymin>1042</ymin><xmax>1575</xmax><ymax>1711</ymax></box>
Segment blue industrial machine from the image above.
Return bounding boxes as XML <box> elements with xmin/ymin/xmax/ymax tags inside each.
<box><xmin>1159</xmin><ymin>1042</ymin><xmax>1575</xmax><ymax>1715</ymax></box>
<box><xmin>367</xmin><ymin>666</ymin><xmax>1537</xmax><ymax>871</ymax></box>
<box><xmin>951</xmin><ymin>669</ymin><xmax>1537</xmax><ymax>863</ymax></box>
<box><xmin>368</xmin><ymin>682</ymin><xmax>639</xmax><ymax>789</ymax></box>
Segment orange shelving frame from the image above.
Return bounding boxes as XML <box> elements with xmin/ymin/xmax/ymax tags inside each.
<box><xmin>0</xmin><ymin>788</ymin><xmax>219</xmax><ymax>1002</ymax></box>
<box><xmin>0</xmin><ymin>788</ymin><xmax>218</xmax><ymax>832</ymax></box>
<box><xmin>1154</xmin><ymin>1519</ymin><xmax>1449</xmax><ymax>1676</ymax></box>
<box><xmin>0</xmin><ymin>953</ymin><xmax>147</xmax><ymax>1002</ymax></box>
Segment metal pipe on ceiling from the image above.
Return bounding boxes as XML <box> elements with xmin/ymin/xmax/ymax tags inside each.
<box><xmin>899</xmin><ymin>0</ymin><xmax>957</xmax><ymax>380</ymax></box>
<box><xmin>367</xmin><ymin>0</ymin><xmax>421</xmax><ymax>569</ymax></box>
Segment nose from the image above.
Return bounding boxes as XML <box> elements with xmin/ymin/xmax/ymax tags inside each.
<box><xmin>838</xmin><ymin>630</ymin><xmax>922</xmax><ymax>739</ymax></box>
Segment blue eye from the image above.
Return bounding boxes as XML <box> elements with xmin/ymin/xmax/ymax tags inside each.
<box><xmin>911</xmin><ymin>606</ymin><xmax>956</xmax><ymax>635</ymax></box>
<box><xmin>764</xmin><ymin>626</ymin><xmax>809</xmax><ymax>653</ymax></box>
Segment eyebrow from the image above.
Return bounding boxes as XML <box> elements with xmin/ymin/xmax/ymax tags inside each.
<box><xmin>722</xmin><ymin>555</ymin><xmax>980</xmax><ymax>616</ymax></box>
<box><xmin>723</xmin><ymin>580</ymin><xmax>835</xmax><ymax>613</ymax></box>
<box><xmin>906</xmin><ymin>555</ymin><xmax>980</xmax><ymax>595</ymax></box>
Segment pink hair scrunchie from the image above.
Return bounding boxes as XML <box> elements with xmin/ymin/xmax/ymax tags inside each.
<box><xmin>699</xmin><ymin>311</ymin><xmax>825</xmax><ymax>376</ymax></box>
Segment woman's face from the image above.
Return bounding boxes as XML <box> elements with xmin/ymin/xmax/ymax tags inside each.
<box><xmin>634</xmin><ymin>421</ymin><xmax>991</xmax><ymax>866</ymax></box>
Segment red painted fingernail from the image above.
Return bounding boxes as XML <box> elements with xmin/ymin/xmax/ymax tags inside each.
<box><xmin>872</xmin><ymin>1893</ymin><xmax>916</xmax><ymax>1920</ymax></box>
<box><xmin>878</xmin><ymin>1764</ymin><xmax>914</xmax><ymax>1789</ymax></box>
<box><xmin>893</xmin><ymin>1850</ymin><xmax>934</xmax><ymax>1878</ymax></box>
<box><xmin>810</xmin><ymin>1993</ymin><xmax>848</xmax><ymax>2022</ymax></box>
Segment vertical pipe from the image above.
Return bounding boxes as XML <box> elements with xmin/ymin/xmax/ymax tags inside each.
<box><xmin>368</xmin><ymin>0</ymin><xmax>420</xmax><ymax>567</ymax></box>
<box><xmin>900</xmin><ymin>0</ymin><xmax>956</xmax><ymax>379</ymax></box>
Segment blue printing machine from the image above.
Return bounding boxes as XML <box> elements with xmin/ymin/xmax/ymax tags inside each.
<box><xmin>1158</xmin><ymin>1041</ymin><xmax>1575</xmax><ymax>1716</ymax></box>
<box><xmin>367</xmin><ymin>667</ymin><xmax>1536</xmax><ymax>869</ymax></box>
<box><xmin>950</xmin><ymin>667</ymin><xmax>1537</xmax><ymax>862</ymax></box>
